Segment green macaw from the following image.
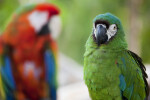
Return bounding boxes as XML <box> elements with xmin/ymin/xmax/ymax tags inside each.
<box><xmin>84</xmin><ymin>13</ymin><xmax>149</xmax><ymax>100</ymax></box>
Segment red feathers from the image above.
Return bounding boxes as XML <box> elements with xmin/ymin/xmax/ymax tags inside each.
<box><xmin>36</xmin><ymin>3</ymin><xmax>60</xmax><ymax>18</ymax></box>
<box><xmin>0</xmin><ymin>36</ymin><xmax>3</xmax><ymax>54</ymax></box>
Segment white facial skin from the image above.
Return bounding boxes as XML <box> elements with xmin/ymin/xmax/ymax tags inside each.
<box><xmin>28</xmin><ymin>11</ymin><xmax>61</xmax><ymax>39</ymax></box>
<box><xmin>28</xmin><ymin>10</ymin><xmax>49</xmax><ymax>32</ymax></box>
<box><xmin>93</xmin><ymin>23</ymin><xmax>96</xmax><ymax>37</ymax></box>
<box><xmin>106</xmin><ymin>24</ymin><xmax>117</xmax><ymax>41</ymax></box>
<box><xmin>93</xmin><ymin>24</ymin><xmax>117</xmax><ymax>41</ymax></box>
<box><xmin>49</xmin><ymin>15</ymin><xmax>62</xmax><ymax>39</ymax></box>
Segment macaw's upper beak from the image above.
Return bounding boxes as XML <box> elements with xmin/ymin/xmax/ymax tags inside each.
<box><xmin>95</xmin><ymin>24</ymin><xmax>108</xmax><ymax>46</ymax></box>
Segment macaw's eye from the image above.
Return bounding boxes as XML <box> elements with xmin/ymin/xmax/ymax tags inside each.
<box><xmin>110</xmin><ymin>24</ymin><xmax>117</xmax><ymax>31</ymax></box>
<box><xmin>113</xmin><ymin>25</ymin><xmax>117</xmax><ymax>30</ymax></box>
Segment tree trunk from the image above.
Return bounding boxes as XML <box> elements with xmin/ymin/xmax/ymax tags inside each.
<box><xmin>128</xmin><ymin>0</ymin><xmax>142</xmax><ymax>55</ymax></box>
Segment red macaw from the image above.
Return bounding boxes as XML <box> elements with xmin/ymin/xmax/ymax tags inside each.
<box><xmin>0</xmin><ymin>3</ymin><xmax>60</xmax><ymax>100</ymax></box>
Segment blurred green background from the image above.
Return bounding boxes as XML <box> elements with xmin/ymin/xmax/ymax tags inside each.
<box><xmin>0</xmin><ymin>0</ymin><xmax>150</xmax><ymax>65</ymax></box>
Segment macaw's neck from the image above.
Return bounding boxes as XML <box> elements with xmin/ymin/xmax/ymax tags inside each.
<box><xmin>99</xmin><ymin>35</ymin><xmax>127</xmax><ymax>52</ymax></box>
<box><xmin>84</xmin><ymin>34</ymin><xmax>127</xmax><ymax>57</ymax></box>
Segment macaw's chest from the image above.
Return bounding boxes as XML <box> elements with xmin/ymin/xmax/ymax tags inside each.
<box><xmin>84</xmin><ymin>50</ymin><xmax>122</xmax><ymax>100</ymax></box>
<box><xmin>11</xmin><ymin>51</ymin><xmax>49</xmax><ymax>99</ymax></box>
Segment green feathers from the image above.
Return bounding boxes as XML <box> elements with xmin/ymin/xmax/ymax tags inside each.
<box><xmin>15</xmin><ymin>4</ymin><xmax>35</xmax><ymax>15</ymax></box>
<box><xmin>84</xmin><ymin>13</ymin><xmax>148</xmax><ymax>100</ymax></box>
<box><xmin>117</xmin><ymin>51</ymin><xmax>147</xmax><ymax>100</ymax></box>
<box><xmin>84</xmin><ymin>49</ymin><xmax>122</xmax><ymax>100</ymax></box>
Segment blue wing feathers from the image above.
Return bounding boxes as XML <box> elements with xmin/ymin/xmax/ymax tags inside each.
<box><xmin>0</xmin><ymin>56</ymin><xmax>15</xmax><ymax>89</ymax></box>
<box><xmin>44</xmin><ymin>50</ymin><xmax>56</xmax><ymax>100</ymax></box>
<box><xmin>0</xmin><ymin>56</ymin><xmax>16</xmax><ymax>100</ymax></box>
<box><xmin>44</xmin><ymin>50</ymin><xmax>56</xmax><ymax>85</ymax></box>
<box><xmin>119</xmin><ymin>74</ymin><xmax>126</xmax><ymax>91</ymax></box>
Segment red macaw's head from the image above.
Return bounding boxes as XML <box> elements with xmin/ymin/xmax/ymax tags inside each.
<box><xmin>2</xmin><ymin>3</ymin><xmax>60</xmax><ymax>49</ymax></box>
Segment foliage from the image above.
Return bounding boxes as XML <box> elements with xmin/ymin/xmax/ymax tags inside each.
<box><xmin>140</xmin><ymin>0</ymin><xmax>150</xmax><ymax>63</ymax></box>
<box><xmin>0</xmin><ymin>0</ymin><xmax>19</xmax><ymax>33</ymax></box>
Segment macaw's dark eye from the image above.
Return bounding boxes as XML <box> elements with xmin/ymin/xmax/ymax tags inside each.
<box><xmin>114</xmin><ymin>26</ymin><xmax>117</xmax><ymax>30</ymax></box>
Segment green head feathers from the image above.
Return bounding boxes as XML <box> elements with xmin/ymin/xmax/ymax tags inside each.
<box><xmin>93</xmin><ymin>13</ymin><xmax>123</xmax><ymax>29</ymax></box>
<box><xmin>86</xmin><ymin>13</ymin><xmax>127</xmax><ymax>52</ymax></box>
<box><xmin>15</xmin><ymin>4</ymin><xmax>35</xmax><ymax>15</ymax></box>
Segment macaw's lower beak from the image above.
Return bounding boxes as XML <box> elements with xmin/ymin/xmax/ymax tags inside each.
<box><xmin>95</xmin><ymin>24</ymin><xmax>108</xmax><ymax>46</ymax></box>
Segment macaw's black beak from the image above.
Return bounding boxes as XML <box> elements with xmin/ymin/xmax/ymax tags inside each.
<box><xmin>95</xmin><ymin>24</ymin><xmax>108</xmax><ymax>46</ymax></box>
<box><xmin>38</xmin><ymin>23</ymin><xmax>50</xmax><ymax>35</ymax></box>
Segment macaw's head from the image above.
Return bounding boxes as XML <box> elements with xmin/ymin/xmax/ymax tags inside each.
<box><xmin>3</xmin><ymin>3</ymin><xmax>61</xmax><ymax>46</ymax></box>
<box><xmin>88</xmin><ymin>13</ymin><xmax>127</xmax><ymax>50</ymax></box>
<box><xmin>27</xmin><ymin>3</ymin><xmax>61</xmax><ymax>38</ymax></box>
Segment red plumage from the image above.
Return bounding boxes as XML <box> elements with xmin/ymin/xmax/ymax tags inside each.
<box><xmin>0</xmin><ymin>3</ymin><xmax>60</xmax><ymax>100</ymax></box>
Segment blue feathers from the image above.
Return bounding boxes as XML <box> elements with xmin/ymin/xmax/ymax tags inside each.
<box><xmin>50</xmin><ymin>86</ymin><xmax>57</xmax><ymax>100</ymax></box>
<box><xmin>44</xmin><ymin>50</ymin><xmax>56</xmax><ymax>85</ymax></box>
<box><xmin>119</xmin><ymin>74</ymin><xmax>126</xmax><ymax>91</ymax></box>
<box><xmin>0</xmin><ymin>56</ymin><xmax>16</xmax><ymax>100</ymax></box>
<box><xmin>0</xmin><ymin>56</ymin><xmax>15</xmax><ymax>89</ymax></box>
<box><xmin>44</xmin><ymin>50</ymin><xmax>56</xmax><ymax>100</ymax></box>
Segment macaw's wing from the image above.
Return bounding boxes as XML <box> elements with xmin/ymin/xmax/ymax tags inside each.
<box><xmin>44</xmin><ymin>49</ymin><xmax>57</xmax><ymax>100</ymax></box>
<box><xmin>117</xmin><ymin>50</ymin><xmax>149</xmax><ymax>100</ymax></box>
<box><xmin>0</xmin><ymin>54</ymin><xmax>16</xmax><ymax>100</ymax></box>
<box><xmin>128</xmin><ymin>50</ymin><xmax>149</xmax><ymax>96</ymax></box>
